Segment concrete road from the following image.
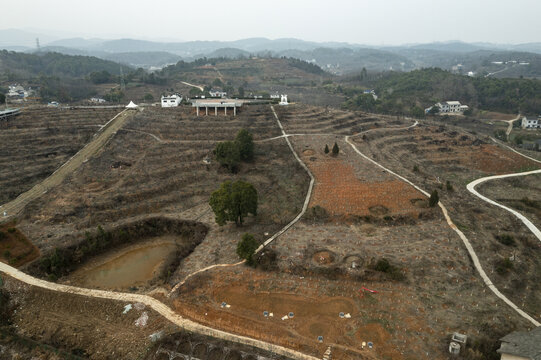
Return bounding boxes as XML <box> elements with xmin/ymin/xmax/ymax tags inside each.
<box><xmin>0</xmin><ymin>109</ymin><xmax>133</xmax><ymax>223</ymax></box>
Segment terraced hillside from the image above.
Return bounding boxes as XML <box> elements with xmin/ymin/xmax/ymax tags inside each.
<box><xmin>18</xmin><ymin>106</ymin><xmax>308</xmax><ymax>257</ymax></box>
<box><xmin>349</xmin><ymin>121</ymin><xmax>541</xmax><ymax>323</ymax></box>
<box><xmin>0</xmin><ymin>107</ymin><xmax>121</xmax><ymax>204</ymax></box>
<box><xmin>274</xmin><ymin>104</ymin><xmax>400</xmax><ymax>135</ymax></box>
<box><xmin>171</xmin><ymin>105</ymin><xmax>534</xmax><ymax>360</ymax></box>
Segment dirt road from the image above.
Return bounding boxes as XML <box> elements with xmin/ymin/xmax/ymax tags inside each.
<box><xmin>345</xmin><ymin>132</ymin><xmax>541</xmax><ymax>327</ymax></box>
<box><xmin>504</xmin><ymin>114</ymin><xmax>521</xmax><ymax>140</ymax></box>
<box><xmin>0</xmin><ymin>262</ymin><xmax>319</xmax><ymax>360</ymax></box>
<box><xmin>0</xmin><ymin>110</ymin><xmax>133</xmax><ymax>222</ymax></box>
<box><xmin>181</xmin><ymin>81</ymin><xmax>204</xmax><ymax>92</ymax></box>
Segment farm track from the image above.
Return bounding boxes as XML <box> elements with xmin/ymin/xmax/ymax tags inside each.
<box><xmin>0</xmin><ymin>108</ymin><xmax>120</xmax><ymax>204</ymax></box>
<box><xmin>0</xmin><ymin>109</ymin><xmax>130</xmax><ymax>221</ymax></box>
<box><xmin>344</xmin><ymin>129</ymin><xmax>541</xmax><ymax>327</ymax></box>
<box><xmin>2</xmin><ymin>104</ymin><xmax>540</xmax><ymax>359</ymax></box>
<box><xmin>277</xmin><ymin>105</ymin><xmax>541</xmax><ymax>327</ymax></box>
<box><xmin>467</xmin><ymin>146</ymin><xmax>541</xmax><ymax>242</ymax></box>
<box><xmin>0</xmin><ymin>262</ymin><xmax>319</xmax><ymax>360</ymax></box>
<box><xmin>0</xmin><ymin>105</ymin><xmax>323</xmax><ymax>360</ymax></box>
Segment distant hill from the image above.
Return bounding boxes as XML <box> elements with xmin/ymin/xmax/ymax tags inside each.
<box><xmin>0</xmin><ymin>50</ymin><xmax>126</xmax><ymax>79</ymax></box>
<box><xmin>342</xmin><ymin>68</ymin><xmax>541</xmax><ymax>116</ymax></box>
<box><xmin>277</xmin><ymin>47</ymin><xmax>415</xmax><ymax>74</ymax></box>
<box><xmin>202</xmin><ymin>48</ymin><xmax>251</xmax><ymax>59</ymax></box>
<box><xmin>3</xmin><ymin>32</ymin><xmax>541</xmax><ymax>78</ymax></box>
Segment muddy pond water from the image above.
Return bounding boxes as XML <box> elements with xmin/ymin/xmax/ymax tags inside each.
<box><xmin>69</xmin><ymin>237</ymin><xmax>179</xmax><ymax>289</ymax></box>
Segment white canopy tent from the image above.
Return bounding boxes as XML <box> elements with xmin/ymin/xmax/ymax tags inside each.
<box><xmin>125</xmin><ymin>101</ymin><xmax>138</xmax><ymax>109</ymax></box>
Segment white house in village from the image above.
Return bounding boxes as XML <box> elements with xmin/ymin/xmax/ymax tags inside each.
<box><xmin>279</xmin><ymin>95</ymin><xmax>289</xmax><ymax>106</ymax></box>
<box><xmin>521</xmin><ymin>115</ymin><xmax>541</xmax><ymax>129</ymax></box>
<box><xmin>425</xmin><ymin>101</ymin><xmax>469</xmax><ymax>114</ymax></box>
<box><xmin>209</xmin><ymin>90</ymin><xmax>227</xmax><ymax>98</ymax></box>
<box><xmin>161</xmin><ymin>94</ymin><xmax>182</xmax><ymax>107</ymax></box>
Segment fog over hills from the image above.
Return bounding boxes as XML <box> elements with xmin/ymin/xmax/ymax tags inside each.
<box><xmin>1</xmin><ymin>29</ymin><xmax>541</xmax><ymax>77</ymax></box>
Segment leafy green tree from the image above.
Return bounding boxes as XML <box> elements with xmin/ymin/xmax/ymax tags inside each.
<box><xmin>89</xmin><ymin>70</ymin><xmax>113</xmax><ymax>84</ymax></box>
<box><xmin>235</xmin><ymin>129</ymin><xmax>254</xmax><ymax>161</ymax></box>
<box><xmin>332</xmin><ymin>142</ymin><xmax>339</xmax><ymax>156</ymax></box>
<box><xmin>215</xmin><ymin>141</ymin><xmax>241</xmax><ymax>172</ymax></box>
<box><xmin>353</xmin><ymin>94</ymin><xmax>377</xmax><ymax>112</ymax></box>
<box><xmin>0</xmin><ymin>93</ymin><xmax>5</xmax><ymax>104</ymax></box>
<box><xmin>209</xmin><ymin>180</ymin><xmax>258</xmax><ymax>226</ymax></box>
<box><xmin>237</xmin><ymin>233</ymin><xmax>259</xmax><ymax>265</ymax></box>
<box><xmin>238</xmin><ymin>86</ymin><xmax>245</xmax><ymax>98</ymax></box>
<box><xmin>429</xmin><ymin>190</ymin><xmax>439</xmax><ymax>207</ymax></box>
<box><xmin>103</xmin><ymin>89</ymin><xmax>124</xmax><ymax>103</ymax></box>
<box><xmin>410</xmin><ymin>106</ymin><xmax>425</xmax><ymax>118</ymax></box>
<box><xmin>324</xmin><ymin>144</ymin><xmax>329</xmax><ymax>154</ymax></box>
<box><xmin>143</xmin><ymin>93</ymin><xmax>154</xmax><ymax>102</ymax></box>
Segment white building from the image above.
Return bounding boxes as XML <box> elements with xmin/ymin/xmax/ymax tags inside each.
<box><xmin>426</xmin><ymin>101</ymin><xmax>469</xmax><ymax>114</ymax></box>
<box><xmin>209</xmin><ymin>90</ymin><xmax>227</xmax><ymax>98</ymax></box>
<box><xmin>161</xmin><ymin>94</ymin><xmax>182</xmax><ymax>107</ymax></box>
<box><xmin>521</xmin><ymin>116</ymin><xmax>541</xmax><ymax>129</ymax></box>
<box><xmin>90</xmin><ymin>97</ymin><xmax>107</xmax><ymax>103</ymax></box>
<box><xmin>279</xmin><ymin>95</ymin><xmax>288</xmax><ymax>106</ymax></box>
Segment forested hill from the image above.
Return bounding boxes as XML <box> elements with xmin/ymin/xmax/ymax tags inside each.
<box><xmin>342</xmin><ymin>68</ymin><xmax>541</xmax><ymax>116</ymax></box>
<box><xmin>0</xmin><ymin>50</ymin><xmax>126</xmax><ymax>79</ymax></box>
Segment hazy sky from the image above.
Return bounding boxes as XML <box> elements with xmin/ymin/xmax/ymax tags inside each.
<box><xmin>3</xmin><ymin>0</ymin><xmax>541</xmax><ymax>44</ymax></box>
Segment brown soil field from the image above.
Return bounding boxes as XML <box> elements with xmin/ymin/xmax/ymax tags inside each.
<box><xmin>346</xmin><ymin>119</ymin><xmax>541</xmax><ymax>323</ymax></box>
<box><xmin>307</xmin><ymin>157</ymin><xmax>423</xmax><ymax>217</ymax></box>
<box><xmin>0</xmin><ymin>223</ymin><xmax>39</xmax><ymax>267</ymax></box>
<box><xmin>3</xmin><ymin>103</ymin><xmax>539</xmax><ymax>360</ymax></box>
<box><xmin>174</xmin><ymin>262</ymin><xmax>528</xmax><ymax>360</ymax></box>
<box><xmin>477</xmin><ymin>173</ymin><xmax>541</xmax><ymax>227</ymax></box>
<box><xmin>14</xmin><ymin>106</ymin><xmax>309</xmax><ymax>286</ymax></box>
<box><xmin>475</xmin><ymin>111</ymin><xmax>517</xmax><ymax>121</ymax></box>
<box><xmin>1</xmin><ymin>275</ymin><xmax>167</xmax><ymax>359</ymax></box>
<box><xmin>357</xmin><ymin>124</ymin><xmax>539</xmax><ymax>177</ymax></box>
<box><xmin>175</xmin><ymin>267</ymin><xmax>402</xmax><ymax>359</ymax></box>
<box><xmin>0</xmin><ymin>107</ymin><xmax>121</xmax><ymax>204</ymax></box>
<box><xmin>291</xmin><ymin>133</ymin><xmax>426</xmax><ymax>219</ymax></box>
<box><xmin>275</xmin><ymin>103</ymin><xmax>402</xmax><ymax>135</ymax></box>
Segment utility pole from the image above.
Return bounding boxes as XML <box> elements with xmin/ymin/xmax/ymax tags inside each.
<box><xmin>36</xmin><ymin>38</ymin><xmax>41</xmax><ymax>52</ymax></box>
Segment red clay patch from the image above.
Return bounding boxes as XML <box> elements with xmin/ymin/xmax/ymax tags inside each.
<box><xmin>307</xmin><ymin>158</ymin><xmax>424</xmax><ymax>217</ymax></box>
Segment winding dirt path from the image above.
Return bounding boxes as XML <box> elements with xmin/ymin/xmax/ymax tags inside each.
<box><xmin>0</xmin><ymin>262</ymin><xmax>319</xmax><ymax>360</ymax></box>
<box><xmin>181</xmin><ymin>81</ymin><xmax>204</xmax><ymax>92</ymax></box>
<box><xmin>345</xmin><ymin>130</ymin><xmax>541</xmax><ymax>327</ymax></box>
<box><xmin>467</xmin><ymin>169</ymin><xmax>541</xmax><ymax>242</ymax></box>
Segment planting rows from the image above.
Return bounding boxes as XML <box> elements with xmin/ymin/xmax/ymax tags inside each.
<box><xmin>0</xmin><ymin>108</ymin><xmax>120</xmax><ymax>204</ymax></box>
<box><xmin>18</xmin><ymin>106</ymin><xmax>309</xmax><ymax>254</ymax></box>
<box><xmin>350</xmin><ymin>123</ymin><xmax>541</xmax><ymax>323</ymax></box>
<box><xmin>275</xmin><ymin>104</ymin><xmax>404</xmax><ymax>135</ymax></box>
<box><xmin>127</xmin><ymin>107</ymin><xmax>282</xmax><ymax>141</ymax></box>
<box><xmin>356</xmin><ymin>125</ymin><xmax>539</xmax><ymax>179</ymax></box>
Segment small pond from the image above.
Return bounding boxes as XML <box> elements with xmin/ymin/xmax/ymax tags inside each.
<box><xmin>71</xmin><ymin>240</ymin><xmax>177</xmax><ymax>289</ymax></box>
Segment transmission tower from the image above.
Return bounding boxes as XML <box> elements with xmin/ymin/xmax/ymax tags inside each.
<box><xmin>36</xmin><ymin>38</ymin><xmax>41</xmax><ymax>52</ymax></box>
<box><xmin>120</xmin><ymin>66</ymin><xmax>126</xmax><ymax>91</ymax></box>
